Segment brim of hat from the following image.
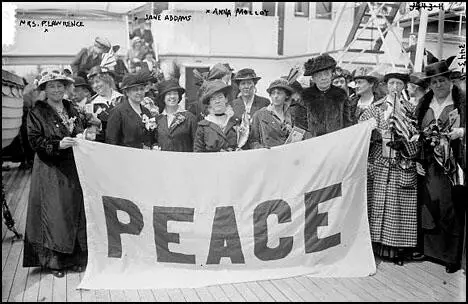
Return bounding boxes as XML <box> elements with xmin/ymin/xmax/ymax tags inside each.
<box><xmin>88</xmin><ymin>70</ymin><xmax>115</xmax><ymax>79</ymax></box>
<box><xmin>75</xmin><ymin>83</ymin><xmax>93</xmax><ymax>90</ymax></box>
<box><xmin>354</xmin><ymin>75</ymin><xmax>378</xmax><ymax>82</ymax></box>
<box><xmin>304</xmin><ymin>63</ymin><xmax>336</xmax><ymax>76</ymax></box>
<box><xmin>158</xmin><ymin>87</ymin><xmax>186</xmax><ymax>99</ymax></box>
<box><xmin>202</xmin><ymin>86</ymin><xmax>232</xmax><ymax>104</ymax></box>
<box><xmin>38</xmin><ymin>78</ymin><xmax>74</xmax><ymax>90</ymax></box>
<box><xmin>112</xmin><ymin>45</ymin><xmax>120</xmax><ymax>52</ymax></box>
<box><xmin>384</xmin><ymin>73</ymin><xmax>409</xmax><ymax>82</ymax></box>
<box><xmin>234</xmin><ymin>76</ymin><xmax>261</xmax><ymax>82</ymax></box>
<box><xmin>266</xmin><ymin>84</ymin><xmax>294</xmax><ymax>95</ymax></box>
<box><xmin>422</xmin><ymin>70</ymin><xmax>452</xmax><ymax>79</ymax></box>
<box><xmin>121</xmin><ymin>82</ymin><xmax>148</xmax><ymax>91</ymax></box>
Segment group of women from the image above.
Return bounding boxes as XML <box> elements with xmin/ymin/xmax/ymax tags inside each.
<box><xmin>22</xmin><ymin>55</ymin><xmax>465</xmax><ymax>278</ymax></box>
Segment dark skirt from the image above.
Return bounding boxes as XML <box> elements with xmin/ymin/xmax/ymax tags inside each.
<box><xmin>420</xmin><ymin>162</ymin><xmax>465</xmax><ymax>265</ymax></box>
<box><xmin>372</xmin><ymin>242</ymin><xmax>410</xmax><ymax>260</ymax></box>
<box><xmin>23</xmin><ymin>234</ymin><xmax>87</xmax><ymax>270</ymax></box>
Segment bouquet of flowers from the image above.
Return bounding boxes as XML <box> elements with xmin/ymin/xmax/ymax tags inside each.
<box><xmin>141</xmin><ymin>114</ymin><xmax>157</xmax><ymax>131</ymax></box>
<box><xmin>141</xmin><ymin>97</ymin><xmax>159</xmax><ymax>117</ymax></box>
<box><xmin>62</xmin><ymin>116</ymin><xmax>77</xmax><ymax>133</ymax></box>
<box><xmin>421</xmin><ymin>121</ymin><xmax>463</xmax><ymax>186</ymax></box>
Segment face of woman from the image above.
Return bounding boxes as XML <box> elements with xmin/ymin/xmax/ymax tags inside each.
<box><xmin>387</xmin><ymin>78</ymin><xmax>405</xmax><ymax>97</ymax></box>
<box><xmin>239</xmin><ymin>80</ymin><xmax>255</xmax><ymax>97</ymax></box>
<box><xmin>355</xmin><ymin>79</ymin><xmax>372</xmax><ymax>95</ymax></box>
<box><xmin>332</xmin><ymin>77</ymin><xmax>347</xmax><ymax>91</ymax></box>
<box><xmin>430</xmin><ymin>76</ymin><xmax>452</xmax><ymax>100</ymax></box>
<box><xmin>164</xmin><ymin>90</ymin><xmax>180</xmax><ymax>108</ymax></box>
<box><xmin>312</xmin><ymin>69</ymin><xmax>333</xmax><ymax>90</ymax></box>
<box><xmin>269</xmin><ymin>88</ymin><xmax>288</xmax><ymax>106</ymax></box>
<box><xmin>209</xmin><ymin>92</ymin><xmax>227</xmax><ymax>114</ymax></box>
<box><xmin>44</xmin><ymin>80</ymin><xmax>66</xmax><ymax>102</ymax></box>
<box><xmin>90</xmin><ymin>77</ymin><xmax>110</xmax><ymax>96</ymax></box>
<box><xmin>126</xmin><ymin>85</ymin><xmax>146</xmax><ymax>103</ymax></box>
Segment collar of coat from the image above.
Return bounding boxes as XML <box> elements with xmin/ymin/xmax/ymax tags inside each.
<box><xmin>36</xmin><ymin>98</ymin><xmax>76</xmax><ymax>116</ymax></box>
<box><xmin>416</xmin><ymin>84</ymin><xmax>465</xmax><ymax>127</ymax></box>
<box><xmin>302</xmin><ymin>84</ymin><xmax>347</xmax><ymax>104</ymax></box>
<box><xmin>198</xmin><ymin>114</ymin><xmax>240</xmax><ymax>129</ymax></box>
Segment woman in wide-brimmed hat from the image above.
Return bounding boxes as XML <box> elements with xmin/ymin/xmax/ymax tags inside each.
<box><xmin>154</xmin><ymin>79</ymin><xmax>198</xmax><ymax>152</ymax></box>
<box><xmin>414</xmin><ymin>58</ymin><xmax>466</xmax><ymax>273</ymax></box>
<box><xmin>193</xmin><ymin>79</ymin><xmax>245</xmax><ymax>152</ymax></box>
<box><xmin>358</xmin><ymin>66</ymin><xmax>419</xmax><ymax>266</ymax></box>
<box><xmin>349</xmin><ymin>68</ymin><xmax>382</xmax><ymax>123</ymax></box>
<box><xmin>250</xmin><ymin>78</ymin><xmax>311</xmax><ymax>149</ymax></box>
<box><xmin>231</xmin><ymin>68</ymin><xmax>270</xmax><ymax>121</ymax></box>
<box><xmin>23</xmin><ymin>70</ymin><xmax>91</xmax><ymax>278</ymax></box>
<box><xmin>106</xmin><ymin>71</ymin><xmax>156</xmax><ymax>149</ymax></box>
<box><xmin>87</xmin><ymin>65</ymin><xmax>124</xmax><ymax>142</ymax></box>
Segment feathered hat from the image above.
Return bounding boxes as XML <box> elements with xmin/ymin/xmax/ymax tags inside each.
<box><xmin>304</xmin><ymin>53</ymin><xmax>337</xmax><ymax>76</ymax></box>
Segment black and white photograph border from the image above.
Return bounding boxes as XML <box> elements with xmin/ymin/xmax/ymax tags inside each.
<box><xmin>2</xmin><ymin>1</ymin><xmax>466</xmax><ymax>302</ymax></box>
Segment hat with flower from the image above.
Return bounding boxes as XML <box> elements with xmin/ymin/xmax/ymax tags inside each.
<box><xmin>37</xmin><ymin>69</ymin><xmax>74</xmax><ymax>90</ymax></box>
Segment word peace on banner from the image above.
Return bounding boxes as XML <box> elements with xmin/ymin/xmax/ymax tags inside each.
<box><xmin>73</xmin><ymin>120</ymin><xmax>376</xmax><ymax>290</ymax></box>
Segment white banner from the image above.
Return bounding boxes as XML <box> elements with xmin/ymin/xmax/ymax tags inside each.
<box><xmin>74</xmin><ymin>121</ymin><xmax>376</xmax><ymax>290</ymax></box>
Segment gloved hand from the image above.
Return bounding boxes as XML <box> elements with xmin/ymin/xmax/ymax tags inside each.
<box><xmin>386</xmin><ymin>138</ymin><xmax>405</xmax><ymax>152</ymax></box>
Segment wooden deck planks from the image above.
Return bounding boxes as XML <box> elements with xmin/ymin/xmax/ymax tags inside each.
<box><xmin>2</xmin><ymin>176</ymin><xmax>30</xmax><ymax>302</ymax></box>
<box><xmin>231</xmin><ymin>282</ymin><xmax>261</xmax><ymax>302</ymax></box>
<box><xmin>179</xmin><ymin>288</ymin><xmax>201</xmax><ymax>302</ymax></box>
<box><xmin>220</xmin><ymin>283</ymin><xmax>246</xmax><ymax>302</ymax></box>
<box><xmin>1</xmin><ymin>167</ymin><xmax>467</xmax><ymax>302</ymax></box>
<box><xmin>242</xmin><ymin>281</ymin><xmax>275</xmax><ymax>302</ymax></box>
<box><xmin>136</xmin><ymin>289</ymin><xmax>156</xmax><ymax>302</ymax></box>
<box><xmin>66</xmin><ymin>271</ymin><xmax>82</xmax><ymax>302</ymax></box>
<box><xmin>193</xmin><ymin>287</ymin><xmax>216</xmax><ymax>302</ymax></box>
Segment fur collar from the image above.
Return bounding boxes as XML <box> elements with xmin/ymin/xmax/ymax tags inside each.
<box><xmin>416</xmin><ymin>84</ymin><xmax>465</xmax><ymax>127</ymax></box>
<box><xmin>302</xmin><ymin>84</ymin><xmax>347</xmax><ymax>104</ymax></box>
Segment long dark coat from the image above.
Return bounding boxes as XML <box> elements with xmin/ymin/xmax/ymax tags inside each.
<box><xmin>106</xmin><ymin>98</ymin><xmax>156</xmax><ymax>149</ymax></box>
<box><xmin>193</xmin><ymin>116</ymin><xmax>240</xmax><ymax>152</ymax></box>
<box><xmin>302</xmin><ymin>84</ymin><xmax>353</xmax><ymax>137</ymax></box>
<box><xmin>23</xmin><ymin>99</ymin><xmax>86</xmax><ymax>266</ymax></box>
<box><xmin>156</xmin><ymin>111</ymin><xmax>198</xmax><ymax>152</ymax></box>
<box><xmin>416</xmin><ymin>84</ymin><xmax>466</xmax><ymax>264</ymax></box>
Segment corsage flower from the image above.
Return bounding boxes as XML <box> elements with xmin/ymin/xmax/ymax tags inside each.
<box><xmin>62</xmin><ymin>116</ymin><xmax>77</xmax><ymax>133</ymax></box>
<box><xmin>142</xmin><ymin>114</ymin><xmax>157</xmax><ymax>131</ymax></box>
<box><xmin>170</xmin><ymin>112</ymin><xmax>186</xmax><ymax>128</ymax></box>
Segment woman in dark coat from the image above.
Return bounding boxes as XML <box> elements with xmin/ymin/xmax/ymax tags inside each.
<box><xmin>155</xmin><ymin>79</ymin><xmax>198</xmax><ymax>152</ymax></box>
<box><xmin>106</xmin><ymin>72</ymin><xmax>156</xmax><ymax>149</ymax></box>
<box><xmin>415</xmin><ymin>60</ymin><xmax>466</xmax><ymax>273</ymax></box>
<box><xmin>193</xmin><ymin>80</ymin><xmax>243</xmax><ymax>152</ymax></box>
<box><xmin>23</xmin><ymin>70</ymin><xmax>87</xmax><ymax>278</ymax></box>
<box><xmin>302</xmin><ymin>53</ymin><xmax>353</xmax><ymax>137</ymax></box>
<box><xmin>250</xmin><ymin>78</ymin><xmax>311</xmax><ymax>149</ymax></box>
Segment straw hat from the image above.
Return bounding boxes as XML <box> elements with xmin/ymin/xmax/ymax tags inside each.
<box><xmin>37</xmin><ymin>70</ymin><xmax>74</xmax><ymax>90</ymax></box>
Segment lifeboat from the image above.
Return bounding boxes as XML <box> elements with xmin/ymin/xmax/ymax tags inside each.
<box><xmin>2</xmin><ymin>70</ymin><xmax>25</xmax><ymax>149</ymax></box>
